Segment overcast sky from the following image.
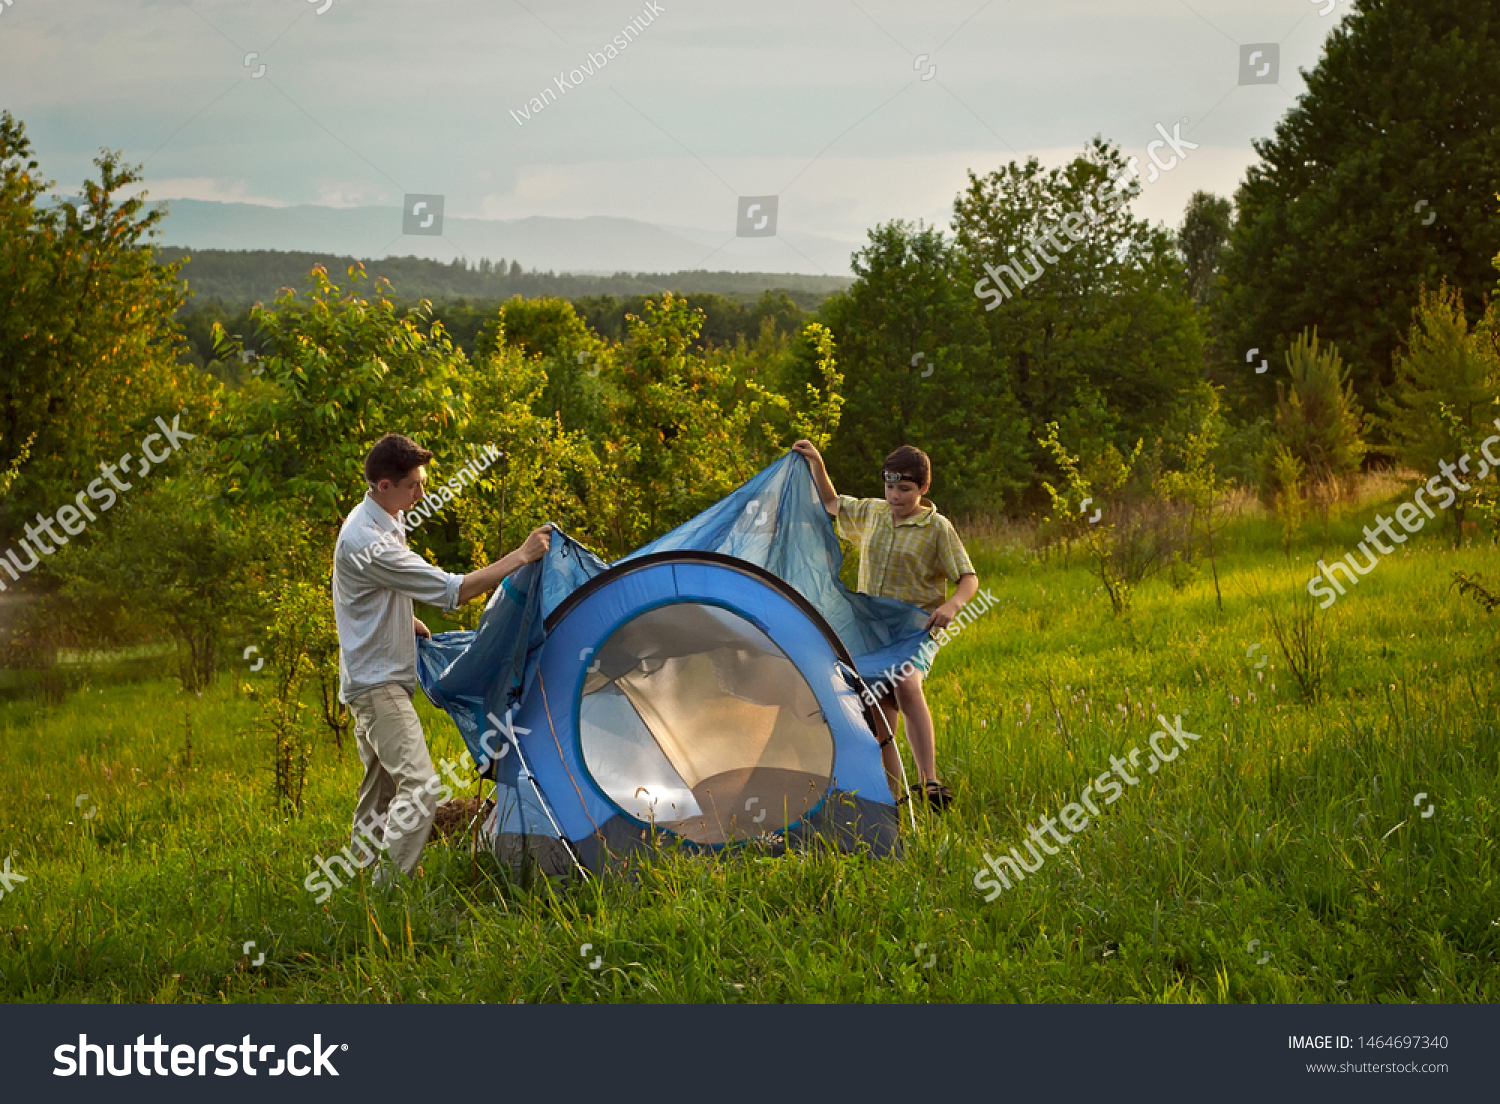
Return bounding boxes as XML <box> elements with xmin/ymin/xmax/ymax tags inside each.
<box><xmin>3</xmin><ymin>0</ymin><xmax>1350</xmax><ymax>268</ymax></box>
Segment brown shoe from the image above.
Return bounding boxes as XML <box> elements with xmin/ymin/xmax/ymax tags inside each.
<box><xmin>910</xmin><ymin>780</ymin><xmax>954</xmax><ymax>810</ymax></box>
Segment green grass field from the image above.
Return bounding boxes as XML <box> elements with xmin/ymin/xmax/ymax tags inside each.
<box><xmin>2</xmin><ymin>488</ymin><xmax>1497</xmax><ymax>1003</ymax></box>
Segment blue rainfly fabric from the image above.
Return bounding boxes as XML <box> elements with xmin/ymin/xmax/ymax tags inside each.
<box><xmin>415</xmin><ymin>451</ymin><xmax>931</xmax><ymax>772</ymax></box>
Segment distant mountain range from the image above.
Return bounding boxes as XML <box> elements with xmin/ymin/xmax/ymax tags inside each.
<box><xmin>143</xmin><ymin>200</ymin><xmax>861</xmax><ymax>277</ymax></box>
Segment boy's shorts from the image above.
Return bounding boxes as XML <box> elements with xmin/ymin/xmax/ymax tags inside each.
<box><xmin>870</xmin><ymin>636</ymin><xmax>935</xmax><ymax>702</ymax></box>
<box><xmin>911</xmin><ymin>646</ymin><xmax>934</xmax><ymax>677</ymax></box>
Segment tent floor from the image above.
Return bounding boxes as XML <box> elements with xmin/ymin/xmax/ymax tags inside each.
<box><xmin>651</xmin><ymin>767</ymin><xmax>831</xmax><ymax>845</ymax></box>
<box><xmin>492</xmin><ymin>788</ymin><xmax>903</xmax><ymax>880</ymax></box>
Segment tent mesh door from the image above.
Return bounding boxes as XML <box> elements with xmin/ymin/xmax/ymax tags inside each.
<box><xmin>577</xmin><ymin>603</ymin><xmax>835</xmax><ymax>844</ymax></box>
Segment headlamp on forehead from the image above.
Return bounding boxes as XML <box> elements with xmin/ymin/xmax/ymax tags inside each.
<box><xmin>882</xmin><ymin>470</ymin><xmax>913</xmax><ymax>486</ymax></box>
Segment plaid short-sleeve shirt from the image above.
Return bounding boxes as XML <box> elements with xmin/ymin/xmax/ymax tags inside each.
<box><xmin>835</xmin><ymin>495</ymin><xmax>975</xmax><ymax>612</ymax></box>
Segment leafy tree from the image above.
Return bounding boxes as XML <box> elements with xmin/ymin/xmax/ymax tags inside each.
<box><xmin>49</xmin><ymin>469</ymin><xmax>273</xmax><ymax>691</ymax></box>
<box><xmin>254</xmin><ymin>578</ymin><xmax>351</xmax><ymax>751</ymax></box>
<box><xmin>571</xmin><ymin>291</ymin><xmax>807</xmax><ymax>350</ymax></box>
<box><xmin>444</xmin><ymin>341</ymin><xmax>621</xmax><ymax>575</ymax></box>
<box><xmin>445</xmin><ymin>296</ymin><xmax>842</xmax><ymax>567</ymax></box>
<box><xmin>749</xmin><ymin>290</ymin><xmax>806</xmax><ymax>341</ymax></box>
<box><xmin>0</xmin><ymin>111</ymin><xmax>204</xmax><ymax>532</ymax></box>
<box><xmin>1179</xmin><ymin>191</ymin><xmax>1233</xmax><ymax>307</ymax></box>
<box><xmin>1158</xmin><ymin>389</ymin><xmax>1234</xmax><ymax>610</ymax></box>
<box><xmin>728</xmin><ymin>320</ymin><xmax>844</xmax><ymax>467</ymax></box>
<box><xmin>479</xmin><ymin>296</ymin><xmax>595</xmax><ymax>360</ymax></box>
<box><xmin>951</xmin><ymin>138</ymin><xmax>1208</xmax><ymax>507</ymax></box>
<box><xmin>817</xmin><ymin>220</ymin><xmax>1027</xmax><ymax>516</ymax></box>
<box><xmin>211</xmin><ymin>265</ymin><xmax>467</xmax><ymax>529</ymax></box>
<box><xmin>478</xmin><ymin>296</ymin><xmax>607</xmax><ymax>437</ymax></box>
<box><xmin>1216</xmin><ymin>0</ymin><xmax>1500</xmax><ymax>415</ymax></box>
<box><xmin>1267</xmin><ymin>443</ymin><xmax>1308</xmax><ymax>560</ymax></box>
<box><xmin>600</xmin><ymin>294</ymin><xmax>781</xmax><ymax>543</ymax></box>
<box><xmin>246</xmin><ymin>585</ymin><xmax>317</xmax><ymax>813</ymax></box>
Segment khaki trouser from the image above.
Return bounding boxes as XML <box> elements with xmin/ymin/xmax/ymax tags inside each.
<box><xmin>349</xmin><ymin>683</ymin><xmax>436</xmax><ymax>881</ymax></box>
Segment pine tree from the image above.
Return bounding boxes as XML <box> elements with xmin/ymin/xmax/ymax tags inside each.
<box><xmin>1217</xmin><ymin>0</ymin><xmax>1500</xmax><ymax>416</ymax></box>
<box><xmin>1380</xmin><ymin>282</ymin><xmax>1500</xmax><ymax>539</ymax></box>
<box><xmin>1273</xmin><ymin>328</ymin><xmax>1367</xmax><ymax>487</ymax></box>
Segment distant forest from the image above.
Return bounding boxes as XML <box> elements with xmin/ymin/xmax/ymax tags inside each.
<box><xmin>160</xmin><ymin>247</ymin><xmax>849</xmax><ymax>363</ymax></box>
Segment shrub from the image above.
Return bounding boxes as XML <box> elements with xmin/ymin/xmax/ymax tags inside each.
<box><xmin>1038</xmin><ymin>424</ymin><xmax>1192</xmax><ymax>614</ymax></box>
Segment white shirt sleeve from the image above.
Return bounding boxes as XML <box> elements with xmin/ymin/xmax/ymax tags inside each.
<box><xmin>353</xmin><ymin>536</ymin><xmax>463</xmax><ymax>611</ymax></box>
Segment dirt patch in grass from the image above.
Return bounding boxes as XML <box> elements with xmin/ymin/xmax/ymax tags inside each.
<box><xmin>433</xmin><ymin>796</ymin><xmax>494</xmax><ymax>838</ymax></box>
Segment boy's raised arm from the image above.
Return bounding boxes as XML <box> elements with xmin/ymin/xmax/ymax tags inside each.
<box><xmin>791</xmin><ymin>440</ymin><xmax>840</xmax><ymax>516</ymax></box>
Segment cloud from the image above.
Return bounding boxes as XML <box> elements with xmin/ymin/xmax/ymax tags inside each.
<box><xmin>13</xmin><ymin>0</ymin><xmax>1339</xmax><ymax>250</ymax></box>
<box><xmin>312</xmin><ymin>179</ymin><xmax>391</xmax><ymax>209</ymax></box>
<box><xmin>119</xmin><ymin>177</ymin><xmax>293</xmax><ymax>207</ymax></box>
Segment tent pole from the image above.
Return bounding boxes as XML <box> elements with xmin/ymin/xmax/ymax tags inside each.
<box><xmin>505</xmin><ymin>731</ymin><xmax>593</xmax><ymax>882</ymax></box>
<box><xmin>872</xmin><ymin>701</ymin><xmax>917</xmax><ymax>832</ymax></box>
<box><xmin>847</xmin><ymin>665</ymin><xmax>917</xmax><ymax>832</ymax></box>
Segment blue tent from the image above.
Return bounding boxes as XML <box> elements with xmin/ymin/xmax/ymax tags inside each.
<box><xmin>416</xmin><ymin>452</ymin><xmax>932</xmax><ymax>876</ymax></box>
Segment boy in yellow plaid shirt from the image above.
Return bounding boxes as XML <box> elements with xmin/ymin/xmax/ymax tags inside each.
<box><xmin>792</xmin><ymin>440</ymin><xmax>980</xmax><ymax>809</ymax></box>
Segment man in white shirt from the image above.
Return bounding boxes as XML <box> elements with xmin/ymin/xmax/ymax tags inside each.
<box><xmin>332</xmin><ymin>432</ymin><xmax>552</xmax><ymax>884</ymax></box>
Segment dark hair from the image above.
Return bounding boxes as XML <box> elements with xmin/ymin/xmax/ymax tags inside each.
<box><xmin>364</xmin><ymin>433</ymin><xmax>433</xmax><ymax>487</ymax></box>
<box><xmin>883</xmin><ymin>444</ymin><xmax>930</xmax><ymax>488</ymax></box>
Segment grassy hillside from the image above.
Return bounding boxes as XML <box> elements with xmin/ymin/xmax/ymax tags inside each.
<box><xmin>0</xmin><ymin>490</ymin><xmax>1496</xmax><ymax>1003</ymax></box>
